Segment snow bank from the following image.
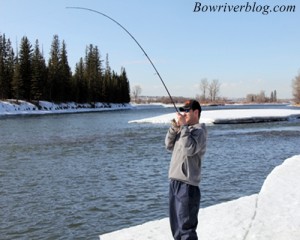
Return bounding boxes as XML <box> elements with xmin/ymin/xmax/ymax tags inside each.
<box><xmin>128</xmin><ymin>109</ymin><xmax>300</xmax><ymax>124</ymax></box>
<box><xmin>245</xmin><ymin>155</ymin><xmax>300</xmax><ymax>240</ymax></box>
<box><xmin>99</xmin><ymin>155</ymin><xmax>300</xmax><ymax>240</ymax></box>
<box><xmin>0</xmin><ymin>100</ymin><xmax>132</xmax><ymax>115</ymax></box>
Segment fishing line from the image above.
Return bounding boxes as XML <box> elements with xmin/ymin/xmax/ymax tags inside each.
<box><xmin>66</xmin><ymin>6</ymin><xmax>179</xmax><ymax>112</ymax></box>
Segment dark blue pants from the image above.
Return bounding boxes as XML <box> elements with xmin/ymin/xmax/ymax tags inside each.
<box><xmin>169</xmin><ymin>180</ymin><xmax>200</xmax><ymax>240</ymax></box>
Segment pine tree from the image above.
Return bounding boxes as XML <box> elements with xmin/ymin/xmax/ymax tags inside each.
<box><xmin>72</xmin><ymin>57</ymin><xmax>87</xmax><ymax>102</ymax></box>
<box><xmin>59</xmin><ymin>41</ymin><xmax>72</xmax><ymax>101</ymax></box>
<box><xmin>102</xmin><ymin>54</ymin><xmax>112</xmax><ymax>102</ymax></box>
<box><xmin>12</xmin><ymin>58</ymin><xmax>23</xmax><ymax>100</ymax></box>
<box><xmin>119</xmin><ymin>67</ymin><xmax>130</xmax><ymax>103</ymax></box>
<box><xmin>0</xmin><ymin>34</ymin><xmax>4</xmax><ymax>99</ymax></box>
<box><xmin>5</xmin><ymin>39</ymin><xmax>15</xmax><ymax>99</ymax></box>
<box><xmin>18</xmin><ymin>36</ymin><xmax>32</xmax><ymax>100</ymax></box>
<box><xmin>31</xmin><ymin>40</ymin><xmax>47</xmax><ymax>101</ymax></box>
<box><xmin>84</xmin><ymin>44</ymin><xmax>102</xmax><ymax>103</ymax></box>
<box><xmin>110</xmin><ymin>71</ymin><xmax>119</xmax><ymax>103</ymax></box>
<box><xmin>48</xmin><ymin>35</ymin><xmax>61</xmax><ymax>101</ymax></box>
<box><xmin>0</xmin><ymin>34</ymin><xmax>14</xmax><ymax>99</ymax></box>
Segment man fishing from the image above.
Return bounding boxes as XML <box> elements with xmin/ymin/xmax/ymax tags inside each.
<box><xmin>165</xmin><ymin>99</ymin><xmax>207</xmax><ymax>240</ymax></box>
<box><xmin>68</xmin><ymin>8</ymin><xmax>206</xmax><ymax>238</ymax></box>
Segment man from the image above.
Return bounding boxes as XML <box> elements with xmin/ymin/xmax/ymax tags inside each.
<box><xmin>165</xmin><ymin>99</ymin><xmax>207</xmax><ymax>240</ymax></box>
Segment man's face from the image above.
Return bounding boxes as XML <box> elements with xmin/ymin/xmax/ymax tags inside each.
<box><xmin>183</xmin><ymin>109</ymin><xmax>199</xmax><ymax>125</ymax></box>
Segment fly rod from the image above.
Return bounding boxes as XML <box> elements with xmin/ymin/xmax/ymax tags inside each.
<box><xmin>66</xmin><ymin>6</ymin><xmax>179</xmax><ymax>112</ymax></box>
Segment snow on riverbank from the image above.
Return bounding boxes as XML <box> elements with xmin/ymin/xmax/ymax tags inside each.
<box><xmin>99</xmin><ymin>155</ymin><xmax>300</xmax><ymax>240</ymax></box>
<box><xmin>0</xmin><ymin>100</ymin><xmax>132</xmax><ymax>115</ymax></box>
<box><xmin>129</xmin><ymin>108</ymin><xmax>300</xmax><ymax>124</ymax></box>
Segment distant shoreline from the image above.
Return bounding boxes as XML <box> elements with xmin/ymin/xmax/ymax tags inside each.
<box><xmin>1</xmin><ymin>99</ymin><xmax>299</xmax><ymax>118</ymax></box>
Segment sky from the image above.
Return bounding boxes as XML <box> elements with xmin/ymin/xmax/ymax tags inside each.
<box><xmin>1</xmin><ymin>0</ymin><xmax>299</xmax><ymax>99</ymax></box>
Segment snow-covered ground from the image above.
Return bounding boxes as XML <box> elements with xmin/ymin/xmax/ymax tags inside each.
<box><xmin>129</xmin><ymin>108</ymin><xmax>300</xmax><ymax>124</ymax></box>
<box><xmin>100</xmin><ymin>155</ymin><xmax>300</xmax><ymax>240</ymax></box>
<box><xmin>0</xmin><ymin>100</ymin><xmax>132</xmax><ymax>115</ymax></box>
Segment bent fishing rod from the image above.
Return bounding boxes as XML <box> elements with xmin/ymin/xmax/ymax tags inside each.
<box><xmin>66</xmin><ymin>6</ymin><xmax>179</xmax><ymax>113</ymax></box>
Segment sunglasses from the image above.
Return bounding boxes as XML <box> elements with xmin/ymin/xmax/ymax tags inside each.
<box><xmin>180</xmin><ymin>108</ymin><xmax>191</xmax><ymax>113</ymax></box>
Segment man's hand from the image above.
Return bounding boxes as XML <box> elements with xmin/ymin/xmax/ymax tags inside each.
<box><xmin>176</xmin><ymin>112</ymin><xmax>187</xmax><ymax>126</ymax></box>
<box><xmin>171</xmin><ymin>118</ymin><xmax>180</xmax><ymax>131</ymax></box>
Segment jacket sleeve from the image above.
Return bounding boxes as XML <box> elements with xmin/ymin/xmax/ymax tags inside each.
<box><xmin>179</xmin><ymin>125</ymin><xmax>207</xmax><ymax>157</ymax></box>
<box><xmin>165</xmin><ymin>127</ymin><xmax>178</xmax><ymax>151</ymax></box>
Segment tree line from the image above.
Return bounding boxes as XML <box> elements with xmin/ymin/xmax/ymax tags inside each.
<box><xmin>0</xmin><ymin>33</ymin><xmax>130</xmax><ymax>103</ymax></box>
<box><xmin>246</xmin><ymin>90</ymin><xmax>277</xmax><ymax>103</ymax></box>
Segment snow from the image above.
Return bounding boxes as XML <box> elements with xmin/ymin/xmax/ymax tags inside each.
<box><xmin>128</xmin><ymin>108</ymin><xmax>300</xmax><ymax>124</ymax></box>
<box><xmin>99</xmin><ymin>155</ymin><xmax>300</xmax><ymax>240</ymax></box>
<box><xmin>0</xmin><ymin>100</ymin><xmax>132</xmax><ymax>115</ymax></box>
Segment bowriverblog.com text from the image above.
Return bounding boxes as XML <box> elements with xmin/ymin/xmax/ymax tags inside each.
<box><xmin>193</xmin><ymin>2</ymin><xmax>296</xmax><ymax>15</ymax></box>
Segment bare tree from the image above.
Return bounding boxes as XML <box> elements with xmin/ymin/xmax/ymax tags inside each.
<box><xmin>199</xmin><ymin>78</ymin><xmax>208</xmax><ymax>101</ymax></box>
<box><xmin>132</xmin><ymin>85</ymin><xmax>142</xmax><ymax>103</ymax></box>
<box><xmin>208</xmin><ymin>79</ymin><xmax>220</xmax><ymax>102</ymax></box>
<box><xmin>246</xmin><ymin>94</ymin><xmax>256</xmax><ymax>102</ymax></box>
<box><xmin>257</xmin><ymin>90</ymin><xmax>266</xmax><ymax>102</ymax></box>
<box><xmin>292</xmin><ymin>72</ymin><xmax>300</xmax><ymax>104</ymax></box>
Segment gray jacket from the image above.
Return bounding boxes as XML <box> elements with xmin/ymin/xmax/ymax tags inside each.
<box><xmin>165</xmin><ymin>123</ymin><xmax>207</xmax><ymax>186</ymax></box>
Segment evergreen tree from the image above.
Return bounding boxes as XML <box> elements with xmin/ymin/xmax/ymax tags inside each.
<box><xmin>48</xmin><ymin>35</ymin><xmax>61</xmax><ymax>101</ymax></box>
<box><xmin>102</xmin><ymin>54</ymin><xmax>112</xmax><ymax>102</ymax></box>
<box><xmin>18</xmin><ymin>36</ymin><xmax>32</xmax><ymax>100</ymax></box>
<box><xmin>31</xmin><ymin>40</ymin><xmax>47</xmax><ymax>101</ymax></box>
<box><xmin>59</xmin><ymin>41</ymin><xmax>72</xmax><ymax>101</ymax></box>
<box><xmin>0</xmin><ymin>34</ymin><xmax>14</xmax><ymax>99</ymax></box>
<box><xmin>72</xmin><ymin>57</ymin><xmax>87</xmax><ymax>102</ymax></box>
<box><xmin>110</xmin><ymin>71</ymin><xmax>119</xmax><ymax>103</ymax></box>
<box><xmin>12</xmin><ymin>58</ymin><xmax>23</xmax><ymax>100</ymax></box>
<box><xmin>5</xmin><ymin>38</ymin><xmax>15</xmax><ymax>99</ymax></box>
<box><xmin>84</xmin><ymin>44</ymin><xmax>102</xmax><ymax>102</ymax></box>
<box><xmin>0</xmin><ymin>34</ymin><xmax>4</xmax><ymax>99</ymax></box>
<box><xmin>119</xmin><ymin>67</ymin><xmax>130</xmax><ymax>103</ymax></box>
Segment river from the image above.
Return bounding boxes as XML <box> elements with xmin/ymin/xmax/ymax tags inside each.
<box><xmin>0</xmin><ymin>105</ymin><xmax>299</xmax><ymax>239</ymax></box>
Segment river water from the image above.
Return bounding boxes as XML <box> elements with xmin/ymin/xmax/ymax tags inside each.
<box><xmin>0</xmin><ymin>105</ymin><xmax>299</xmax><ymax>239</ymax></box>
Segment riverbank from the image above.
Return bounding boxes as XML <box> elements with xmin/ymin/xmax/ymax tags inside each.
<box><xmin>100</xmin><ymin>155</ymin><xmax>300</xmax><ymax>240</ymax></box>
<box><xmin>0</xmin><ymin>100</ymin><xmax>133</xmax><ymax>116</ymax></box>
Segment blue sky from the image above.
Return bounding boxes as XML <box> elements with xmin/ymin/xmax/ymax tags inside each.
<box><xmin>1</xmin><ymin>0</ymin><xmax>299</xmax><ymax>99</ymax></box>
